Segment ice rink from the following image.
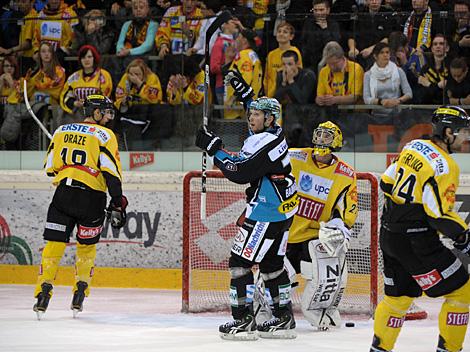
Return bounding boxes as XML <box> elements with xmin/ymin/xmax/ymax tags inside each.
<box><xmin>0</xmin><ymin>284</ymin><xmax>465</xmax><ymax>352</ymax></box>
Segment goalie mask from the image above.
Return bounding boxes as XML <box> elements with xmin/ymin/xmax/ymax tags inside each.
<box><xmin>84</xmin><ymin>94</ymin><xmax>115</xmax><ymax>121</ymax></box>
<box><xmin>248</xmin><ymin>97</ymin><xmax>281</xmax><ymax>128</ymax></box>
<box><xmin>312</xmin><ymin>121</ymin><xmax>343</xmax><ymax>156</ymax></box>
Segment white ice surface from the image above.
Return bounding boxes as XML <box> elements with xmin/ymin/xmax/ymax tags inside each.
<box><xmin>0</xmin><ymin>285</ymin><xmax>467</xmax><ymax>352</ymax></box>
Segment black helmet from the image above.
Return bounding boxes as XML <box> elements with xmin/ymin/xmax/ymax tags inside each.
<box><xmin>432</xmin><ymin>105</ymin><xmax>470</xmax><ymax>137</ymax></box>
<box><xmin>83</xmin><ymin>94</ymin><xmax>115</xmax><ymax>119</ymax></box>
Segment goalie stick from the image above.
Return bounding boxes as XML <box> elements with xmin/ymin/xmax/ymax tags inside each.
<box><xmin>200</xmin><ymin>10</ymin><xmax>232</xmax><ymax>220</ymax></box>
<box><xmin>23</xmin><ymin>79</ymin><xmax>52</xmax><ymax>140</ymax></box>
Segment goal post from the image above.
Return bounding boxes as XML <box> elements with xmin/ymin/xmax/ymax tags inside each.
<box><xmin>182</xmin><ymin>170</ymin><xmax>426</xmax><ymax>319</ymax></box>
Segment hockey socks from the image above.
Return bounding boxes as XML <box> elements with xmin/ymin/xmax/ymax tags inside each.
<box><xmin>437</xmin><ymin>280</ymin><xmax>470</xmax><ymax>352</ymax></box>
<box><xmin>74</xmin><ymin>243</ymin><xmax>96</xmax><ymax>296</ymax></box>
<box><xmin>372</xmin><ymin>295</ymin><xmax>413</xmax><ymax>351</ymax></box>
<box><xmin>34</xmin><ymin>241</ymin><xmax>66</xmax><ymax>298</ymax></box>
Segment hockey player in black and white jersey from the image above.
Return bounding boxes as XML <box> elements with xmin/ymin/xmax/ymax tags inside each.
<box><xmin>196</xmin><ymin>72</ymin><xmax>299</xmax><ymax>341</ymax></box>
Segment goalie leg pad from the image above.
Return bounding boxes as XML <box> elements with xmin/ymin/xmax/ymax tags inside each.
<box><xmin>300</xmin><ymin>239</ymin><xmax>347</xmax><ymax>328</ymax></box>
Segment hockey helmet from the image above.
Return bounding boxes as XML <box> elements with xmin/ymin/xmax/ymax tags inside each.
<box><xmin>432</xmin><ymin>105</ymin><xmax>470</xmax><ymax>137</ymax></box>
<box><xmin>248</xmin><ymin>97</ymin><xmax>281</xmax><ymax>125</ymax></box>
<box><xmin>83</xmin><ymin>94</ymin><xmax>115</xmax><ymax>120</ymax></box>
<box><xmin>312</xmin><ymin>121</ymin><xmax>343</xmax><ymax>156</ymax></box>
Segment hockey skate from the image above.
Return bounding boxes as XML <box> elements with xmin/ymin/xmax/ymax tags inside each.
<box><xmin>257</xmin><ymin>312</ymin><xmax>297</xmax><ymax>339</ymax></box>
<box><xmin>33</xmin><ymin>282</ymin><xmax>53</xmax><ymax>320</ymax></box>
<box><xmin>71</xmin><ymin>281</ymin><xmax>88</xmax><ymax>318</ymax></box>
<box><xmin>219</xmin><ymin>313</ymin><xmax>258</xmax><ymax>340</ymax></box>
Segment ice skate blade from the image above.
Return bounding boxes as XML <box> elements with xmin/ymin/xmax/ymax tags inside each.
<box><xmin>259</xmin><ymin>329</ymin><xmax>297</xmax><ymax>339</ymax></box>
<box><xmin>72</xmin><ymin>308</ymin><xmax>81</xmax><ymax>318</ymax></box>
<box><xmin>219</xmin><ymin>331</ymin><xmax>259</xmax><ymax>341</ymax></box>
<box><xmin>36</xmin><ymin>311</ymin><xmax>44</xmax><ymax>320</ymax></box>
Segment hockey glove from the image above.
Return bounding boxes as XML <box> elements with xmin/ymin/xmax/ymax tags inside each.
<box><xmin>454</xmin><ymin>230</ymin><xmax>470</xmax><ymax>256</ymax></box>
<box><xmin>105</xmin><ymin>195</ymin><xmax>128</xmax><ymax>229</ymax></box>
<box><xmin>224</xmin><ymin>70</ymin><xmax>254</xmax><ymax>105</ymax></box>
<box><xmin>319</xmin><ymin>218</ymin><xmax>351</xmax><ymax>257</ymax></box>
<box><xmin>195</xmin><ymin>126</ymin><xmax>222</xmax><ymax>156</ymax></box>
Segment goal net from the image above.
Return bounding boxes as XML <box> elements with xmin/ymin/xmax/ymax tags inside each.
<box><xmin>182</xmin><ymin>170</ymin><xmax>426</xmax><ymax>319</ymax></box>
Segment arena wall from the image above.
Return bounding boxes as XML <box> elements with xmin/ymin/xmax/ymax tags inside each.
<box><xmin>1</xmin><ymin>165</ymin><xmax>469</xmax><ymax>289</ymax></box>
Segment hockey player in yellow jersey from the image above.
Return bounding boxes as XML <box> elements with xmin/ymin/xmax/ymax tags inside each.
<box><xmin>286</xmin><ymin>121</ymin><xmax>358</xmax><ymax>329</ymax></box>
<box><xmin>370</xmin><ymin>106</ymin><xmax>470</xmax><ymax>352</ymax></box>
<box><xmin>34</xmin><ymin>94</ymin><xmax>128</xmax><ymax>320</ymax></box>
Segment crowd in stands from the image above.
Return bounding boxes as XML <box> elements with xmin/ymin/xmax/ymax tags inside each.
<box><xmin>0</xmin><ymin>0</ymin><xmax>469</xmax><ymax>151</ymax></box>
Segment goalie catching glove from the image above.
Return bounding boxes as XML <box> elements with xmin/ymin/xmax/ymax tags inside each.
<box><xmin>454</xmin><ymin>230</ymin><xmax>470</xmax><ymax>256</ymax></box>
<box><xmin>195</xmin><ymin>126</ymin><xmax>223</xmax><ymax>156</ymax></box>
<box><xmin>319</xmin><ymin>218</ymin><xmax>351</xmax><ymax>257</ymax></box>
<box><xmin>105</xmin><ymin>195</ymin><xmax>128</xmax><ymax>229</ymax></box>
<box><xmin>224</xmin><ymin>70</ymin><xmax>254</xmax><ymax>105</ymax></box>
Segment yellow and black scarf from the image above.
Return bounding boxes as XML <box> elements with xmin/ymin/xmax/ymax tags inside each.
<box><xmin>125</xmin><ymin>20</ymin><xmax>150</xmax><ymax>49</ymax></box>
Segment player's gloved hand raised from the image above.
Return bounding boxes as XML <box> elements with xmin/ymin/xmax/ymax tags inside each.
<box><xmin>224</xmin><ymin>70</ymin><xmax>254</xmax><ymax>104</ymax></box>
<box><xmin>195</xmin><ymin>126</ymin><xmax>222</xmax><ymax>156</ymax></box>
<box><xmin>454</xmin><ymin>230</ymin><xmax>470</xmax><ymax>256</ymax></box>
<box><xmin>105</xmin><ymin>195</ymin><xmax>128</xmax><ymax>229</ymax></box>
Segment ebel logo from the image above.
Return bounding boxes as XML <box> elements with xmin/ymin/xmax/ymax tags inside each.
<box><xmin>130</xmin><ymin>152</ymin><xmax>154</xmax><ymax>169</ymax></box>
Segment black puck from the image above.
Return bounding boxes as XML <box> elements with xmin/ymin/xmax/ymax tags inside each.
<box><xmin>345</xmin><ymin>322</ymin><xmax>355</xmax><ymax>327</ymax></box>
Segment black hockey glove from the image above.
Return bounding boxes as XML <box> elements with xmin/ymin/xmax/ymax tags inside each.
<box><xmin>105</xmin><ymin>195</ymin><xmax>128</xmax><ymax>229</ymax></box>
<box><xmin>454</xmin><ymin>230</ymin><xmax>470</xmax><ymax>256</ymax></box>
<box><xmin>195</xmin><ymin>126</ymin><xmax>222</xmax><ymax>156</ymax></box>
<box><xmin>224</xmin><ymin>70</ymin><xmax>254</xmax><ymax>105</ymax></box>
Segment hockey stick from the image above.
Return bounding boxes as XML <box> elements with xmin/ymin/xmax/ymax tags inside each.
<box><xmin>23</xmin><ymin>80</ymin><xmax>52</xmax><ymax>140</ymax></box>
<box><xmin>201</xmin><ymin>10</ymin><xmax>232</xmax><ymax>220</ymax></box>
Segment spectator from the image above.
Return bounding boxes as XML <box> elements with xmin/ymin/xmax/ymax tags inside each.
<box><xmin>347</xmin><ymin>0</ymin><xmax>396</xmax><ymax>70</ymax></box>
<box><xmin>116</xmin><ymin>0</ymin><xmax>157</xmax><ymax>58</ymax></box>
<box><xmin>414</xmin><ymin>34</ymin><xmax>450</xmax><ymax>104</ymax></box>
<box><xmin>446</xmin><ymin>57</ymin><xmax>470</xmax><ymax>105</ymax></box>
<box><xmin>166</xmin><ymin>55</ymin><xmax>204</xmax><ymax>106</ymax></box>
<box><xmin>237</xmin><ymin>0</ymin><xmax>269</xmax><ymax>36</ymax></box>
<box><xmin>0</xmin><ymin>56</ymin><xmax>20</xmax><ymax>147</ymax></box>
<box><xmin>264</xmin><ymin>22</ymin><xmax>303</xmax><ymax>98</ymax></box>
<box><xmin>274</xmin><ymin>50</ymin><xmax>316</xmax><ymax>105</ymax></box>
<box><xmin>0</xmin><ymin>0</ymin><xmax>36</xmax><ymax>73</ymax></box>
<box><xmin>0</xmin><ymin>42</ymin><xmax>65</xmax><ymax>147</ymax></box>
<box><xmin>72</xmin><ymin>9</ymin><xmax>115</xmax><ymax>56</ymax></box>
<box><xmin>59</xmin><ymin>45</ymin><xmax>113</xmax><ymax>123</ymax></box>
<box><xmin>115</xmin><ymin>58</ymin><xmax>163</xmax><ymax>150</ymax></box>
<box><xmin>31</xmin><ymin>0</ymin><xmax>78</xmax><ymax>60</ymax></box>
<box><xmin>210</xmin><ymin>16</ymin><xmax>240</xmax><ymax>105</ymax></box>
<box><xmin>389</xmin><ymin>31</ymin><xmax>413</xmax><ymax>68</ymax></box>
<box><xmin>316</xmin><ymin>41</ymin><xmax>364</xmax><ymax>106</ymax></box>
<box><xmin>156</xmin><ymin>0</ymin><xmax>203</xmax><ymax>58</ymax></box>
<box><xmin>401</xmin><ymin>0</ymin><xmax>444</xmax><ymax>51</ymax></box>
<box><xmin>301</xmin><ymin>0</ymin><xmax>341</xmax><ymax>73</ymax></box>
<box><xmin>363</xmin><ymin>42</ymin><xmax>412</xmax><ymax>116</ymax></box>
<box><xmin>451</xmin><ymin>0</ymin><xmax>470</xmax><ymax>59</ymax></box>
<box><xmin>0</xmin><ymin>2</ymin><xmax>22</xmax><ymax>55</ymax></box>
<box><xmin>186</xmin><ymin>0</ymin><xmax>224</xmax><ymax>58</ymax></box>
<box><xmin>223</xmin><ymin>28</ymin><xmax>263</xmax><ymax>119</ymax></box>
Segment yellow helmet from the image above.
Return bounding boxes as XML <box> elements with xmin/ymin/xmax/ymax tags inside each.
<box><xmin>312</xmin><ymin>121</ymin><xmax>343</xmax><ymax>156</ymax></box>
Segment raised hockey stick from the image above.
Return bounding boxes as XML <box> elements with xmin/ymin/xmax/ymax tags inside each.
<box><xmin>23</xmin><ymin>80</ymin><xmax>52</xmax><ymax>140</ymax></box>
<box><xmin>201</xmin><ymin>10</ymin><xmax>232</xmax><ymax>220</ymax></box>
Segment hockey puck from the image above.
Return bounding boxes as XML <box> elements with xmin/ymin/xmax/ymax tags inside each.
<box><xmin>345</xmin><ymin>322</ymin><xmax>355</xmax><ymax>327</ymax></box>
